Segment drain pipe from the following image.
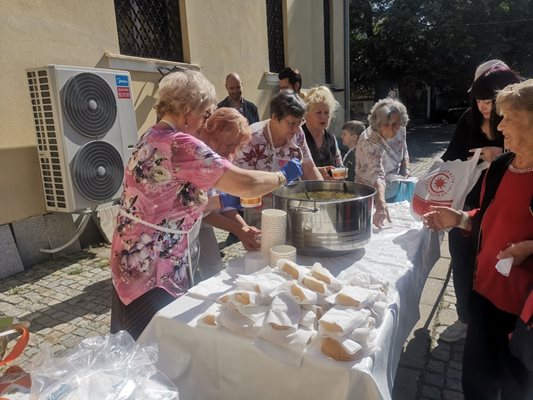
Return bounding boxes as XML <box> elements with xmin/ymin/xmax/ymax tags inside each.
<box><xmin>344</xmin><ymin>0</ymin><xmax>350</xmax><ymax>120</ymax></box>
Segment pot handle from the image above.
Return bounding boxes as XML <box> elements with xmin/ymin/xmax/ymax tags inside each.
<box><xmin>289</xmin><ymin>206</ymin><xmax>319</xmax><ymax>214</ymax></box>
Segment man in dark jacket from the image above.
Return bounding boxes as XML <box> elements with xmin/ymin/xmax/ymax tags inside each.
<box><xmin>217</xmin><ymin>73</ymin><xmax>259</xmax><ymax>125</ymax></box>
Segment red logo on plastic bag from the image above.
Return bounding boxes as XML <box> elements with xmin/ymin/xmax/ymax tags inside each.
<box><xmin>426</xmin><ymin>171</ymin><xmax>455</xmax><ymax>197</ymax></box>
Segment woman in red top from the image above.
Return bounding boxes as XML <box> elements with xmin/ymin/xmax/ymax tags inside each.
<box><xmin>423</xmin><ymin>79</ymin><xmax>533</xmax><ymax>399</ymax></box>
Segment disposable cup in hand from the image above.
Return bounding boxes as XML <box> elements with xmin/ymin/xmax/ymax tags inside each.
<box><xmin>331</xmin><ymin>168</ymin><xmax>347</xmax><ymax>180</ymax></box>
<box><xmin>240</xmin><ymin>196</ymin><xmax>262</xmax><ymax>208</ymax></box>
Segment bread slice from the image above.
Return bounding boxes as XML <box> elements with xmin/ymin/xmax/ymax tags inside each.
<box><xmin>202</xmin><ymin>314</ymin><xmax>217</xmax><ymax>326</ymax></box>
<box><xmin>336</xmin><ymin>286</ymin><xmax>372</xmax><ymax>307</ymax></box>
<box><xmin>278</xmin><ymin>259</ymin><xmax>300</xmax><ymax>280</ymax></box>
<box><xmin>321</xmin><ymin>337</ymin><xmax>362</xmax><ymax>362</ymax></box>
<box><xmin>302</xmin><ymin>276</ymin><xmax>327</xmax><ymax>294</ymax></box>
<box><xmin>319</xmin><ymin>320</ymin><xmax>343</xmax><ymax>333</ymax></box>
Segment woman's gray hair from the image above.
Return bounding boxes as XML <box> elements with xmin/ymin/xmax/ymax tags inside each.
<box><xmin>496</xmin><ymin>79</ymin><xmax>533</xmax><ymax>116</ymax></box>
<box><xmin>368</xmin><ymin>98</ymin><xmax>409</xmax><ymax>131</ymax></box>
<box><xmin>155</xmin><ymin>70</ymin><xmax>216</xmax><ymax>119</ymax></box>
<box><xmin>270</xmin><ymin>89</ymin><xmax>307</xmax><ymax>120</ymax></box>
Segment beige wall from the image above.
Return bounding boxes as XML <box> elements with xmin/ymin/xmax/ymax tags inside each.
<box><xmin>285</xmin><ymin>0</ymin><xmax>346</xmax><ymax>135</ymax></box>
<box><xmin>0</xmin><ymin>0</ymin><xmax>347</xmax><ymax>226</ymax></box>
<box><xmin>0</xmin><ymin>0</ymin><xmax>120</xmax><ymax>224</ymax></box>
<box><xmin>285</xmin><ymin>0</ymin><xmax>326</xmax><ymax>88</ymax></box>
<box><xmin>181</xmin><ymin>0</ymin><xmax>277</xmax><ymax>119</ymax></box>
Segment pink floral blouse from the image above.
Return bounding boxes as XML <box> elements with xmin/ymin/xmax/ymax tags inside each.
<box><xmin>355</xmin><ymin>127</ymin><xmax>409</xmax><ymax>186</ymax></box>
<box><xmin>110</xmin><ymin>125</ymin><xmax>232</xmax><ymax>305</ymax></box>
<box><xmin>233</xmin><ymin>120</ymin><xmax>314</xmax><ymax>172</ymax></box>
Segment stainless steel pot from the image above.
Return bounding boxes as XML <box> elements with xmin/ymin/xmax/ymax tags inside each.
<box><xmin>272</xmin><ymin>181</ymin><xmax>376</xmax><ymax>256</ymax></box>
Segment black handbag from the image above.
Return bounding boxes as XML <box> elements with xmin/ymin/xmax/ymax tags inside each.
<box><xmin>509</xmin><ymin>290</ymin><xmax>533</xmax><ymax>372</ymax></box>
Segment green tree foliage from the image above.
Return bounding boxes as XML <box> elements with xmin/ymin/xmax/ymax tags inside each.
<box><xmin>350</xmin><ymin>0</ymin><xmax>533</xmax><ymax>107</ymax></box>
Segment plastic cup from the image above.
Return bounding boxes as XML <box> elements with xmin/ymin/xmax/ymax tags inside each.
<box><xmin>331</xmin><ymin>167</ymin><xmax>347</xmax><ymax>180</ymax></box>
<box><xmin>269</xmin><ymin>245</ymin><xmax>297</xmax><ymax>267</ymax></box>
<box><xmin>240</xmin><ymin>196</ymin><xmax>262</xmax><ymax>208</ymax></box>
<box><xmin>244</xmin><ymin>251</ymin><xmax>268</xmax><ymax>274</ymax></box>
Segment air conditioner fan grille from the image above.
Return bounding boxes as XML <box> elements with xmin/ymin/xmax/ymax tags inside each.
<box><xmin>62</xmin><ymin>73</ymin><xmax>117</xmax><ymax>138</ymax></box>
<box><xmin>72</xmin><ymin>141</ymin><xmax>123</xmax><ymax>202</ymax></box>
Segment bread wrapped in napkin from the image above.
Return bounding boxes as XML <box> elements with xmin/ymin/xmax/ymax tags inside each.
<box><xmin>319</xmin><ymin>307</ymin><xmax>371</xmax><ymax>337</ymax></box>
<box><xmin>234</xmin><ymin>268</ymin><xmax>289</xmax><ymax>296</ymax></box>
<box><xmin>265</xmin><ymin>292</ymin><xmax>301</xmax><ymax>331</ymax></box>
<box><xmin>321</xmin><ymin>337</ymin><xmax>363</xmax><ymax>362</ymax></box>
<box><xmin>276</xmin><ymin>259</ymin><xmax>310</xmax><ymax>282</ymax></box>
<box><xmin>197</xmin><ymin>303</ymin><xmax>223</xmax><ymax>328</ymax></box>
<box><xmin>310</xmin><ymin>262</ymin><xmax>343</xmax><ymax>292</ymax></box>
<box><xmin>328</xmin><ymin>286</ymin><xmax>376</xmax><ymax>308</ymax></box>
<box><xmin>343</xmin><ymin>270</ymin><xmax>389</xmax><ymax>294</ymax></box>
<box><xmin>218</xmin><ymin>290</ymin><xmax>269</xmax><ymax>308</ymax></box>
<box><xmin>271</xmin><ymin>281</ymin><xmax>318</xmax><ymax>305</ymax></box>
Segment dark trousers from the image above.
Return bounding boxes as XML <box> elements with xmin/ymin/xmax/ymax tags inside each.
<box><xmin>462</xmin><ymin>292</ymin><xmax>533</xmax><ymax>400</ymax></box>
<box><xmin>110</xmin><ymin>286</ymin><xmax>175</xmax><ymax>341</ymax></box>
<box><xmin>448</xmin><ymin>227</ymin><xmax>475</xmax><ymax>323</ymax></box>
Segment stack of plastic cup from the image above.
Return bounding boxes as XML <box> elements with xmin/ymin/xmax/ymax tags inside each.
<box><xmin>270</xmin><ymin>245</ymin><xmax>297</xmax><ymax>267</ymax></box>
<box><xmin>260</xmin><ymin>209</ymin><xmax>287</xmax><ymax>257</ymax></box>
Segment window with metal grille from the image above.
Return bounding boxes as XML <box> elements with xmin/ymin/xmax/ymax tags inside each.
<box><xmin>323</xmin><ymin>0</ymin><xmax>331</xmax><ymax>84</ymax></box>
<box><xmin>114</xmin><ymin>0</ymin><xmax>184</xmax><ymax>62</ymax></box>
<box><xmin>266</xmin><ymin>0</ymin><xmax>285</xmax><ymax>73</ymax></box>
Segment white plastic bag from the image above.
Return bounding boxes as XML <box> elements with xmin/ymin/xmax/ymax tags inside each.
<box><xmin>30</xmin><ymin>331</ymin><xmax>179</xmax><ymax>399</ymax></box>
<box><xmin>411</xmin><ymin>148</ymin><xmax>488</xmax><ymax>218</ymax></box>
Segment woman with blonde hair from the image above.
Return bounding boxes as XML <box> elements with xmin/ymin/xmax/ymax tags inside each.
<box><xmin>110</xmin><ymin>71</ymin><xmax>302</xmax><ymax>339</ymax></box>
<box><xmin>196</xmin><ymin>108</ymin><xmax>262</xmax><ymax>280</ymax></box>
<box><xmin>300</xmin><ymin>85</ymin><xmax>343</xmax><ymax>178</ymax></box>
<box><xmin>424</xmin><ymin>79</ymin><xmax>533</xmax><ymax>399</ymax></box>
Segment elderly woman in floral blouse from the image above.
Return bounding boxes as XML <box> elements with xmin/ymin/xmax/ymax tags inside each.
<box><xmin>110</xmin><ymin>70</ymin><xmax>302</xmax><ymax>340</ymax></box>
<box><xmin>355</xmin><ymin>98</ymin><xmax>410</xmax><ymax>228</ymax></box>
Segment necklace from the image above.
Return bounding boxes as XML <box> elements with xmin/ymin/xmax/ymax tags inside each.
<box><xmin>508</xmin><ymin>162</ymin><xmax>533</xmax><ymax>174</ymax></box>
<box><xmin>160</xmin><ymin>119</ymin><xmax>176</xmax><ymax>130</ymax></box>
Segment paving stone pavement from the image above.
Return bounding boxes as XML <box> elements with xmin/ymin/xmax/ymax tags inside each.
<box><xmin>0</xmin><ymin>123</ymin><xmax>463</xmax><ymax>399</ymax></box>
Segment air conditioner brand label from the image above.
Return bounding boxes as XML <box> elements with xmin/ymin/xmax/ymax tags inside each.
<box><xmin>115</xmin><ymin>75</ymin><xmax>129</xmax><ymax>86</ymax></box>
<box><xmin>115</xmin><ymin>75</ymin><xmax>131</xmax><ymax>99</ymax></box>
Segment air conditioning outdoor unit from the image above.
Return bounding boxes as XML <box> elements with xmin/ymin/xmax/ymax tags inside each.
<box><xmin>26</xmin><ymin>65</ymin><xmax>138</xmax><ymax>213</ymax></box>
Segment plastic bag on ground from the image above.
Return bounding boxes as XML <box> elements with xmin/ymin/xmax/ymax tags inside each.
<box><xmin>30</xmin><ymin>331</ymin><xmax>179</xmax><ymax>399</ymax></box>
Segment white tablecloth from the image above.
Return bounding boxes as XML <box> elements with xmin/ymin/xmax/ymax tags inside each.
<box><xmin>139</xmin><ymin>202</ymin><xmax>441</xmax><ymax>400</ymax></box>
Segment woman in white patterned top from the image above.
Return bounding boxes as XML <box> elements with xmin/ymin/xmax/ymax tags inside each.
<box><xmin>355</xmin><ymin>98</ymin><xmax>410</xmax><ymax>228</ymax></box>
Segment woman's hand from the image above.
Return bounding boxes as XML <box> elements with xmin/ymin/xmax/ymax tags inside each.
<box><xmin>497</xmin><ymin>240</ymin><xmax>533</xmax><ymax>266</ymax></box>
<box><xmin>422</xmin><ymin>206</ymin><xmax>463</xmax><ymax>231</ymax></box>
<box><xmin>318</xmin><ymin>166</ymin><xmax>335</xmax><ymax>180</ymax></box>
<box><xmin>236</xmin><ymin>225</ymin><xmax>261</xmax><ymax>251</ymax></box>
<box><xmin>469</xmin><ymin>146</ymin><xmax>503</xmax><ymax>163</ymax></box>
<box><xmin>373</xmin><ymin>201</ymin><xmax>391</xmax><ymax>229</ymax></box>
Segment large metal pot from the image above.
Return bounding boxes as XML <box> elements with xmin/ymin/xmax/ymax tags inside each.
<box><xmin>272</xmin><ymin>180</ymin><xmax>376</xmax><ymax>256</ymax></box>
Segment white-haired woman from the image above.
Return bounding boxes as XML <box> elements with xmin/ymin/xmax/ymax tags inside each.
<box><xmin>423</xmin><ymin>79</ymin><xmax>533</xmax><ymax>399</ymax></box>
<box><xmin>110</xmin><ymin>70</ymin><xmax>302</xmax><ymax>339</ymax></box>
<box><xmin>300</xmin><ymin>85</ymin><xmax>343</xmax><ymax>178</ymax></box>
<box><xmin>355</xmin><ymin>98</ymin><xmax>410</xmax><ymax>228</ymax></box>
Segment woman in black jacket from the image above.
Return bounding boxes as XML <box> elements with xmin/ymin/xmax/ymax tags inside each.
<box><xmin>439</xmin><ymin>60</ymin><xmax>521</xmax><ymax>342</ymax></box>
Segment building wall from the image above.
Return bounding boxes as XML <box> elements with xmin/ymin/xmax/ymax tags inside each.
<box><xmin>181</xmin><ymin>0</ymin><xmax>277</xmax><ymax>119</ymax></box>
<box><xmin>0</xmin><ymin>0</ymin><xmax>347</xmax><ymax>251</ymax></box>
<box><xmin>0</xmin><ymin>0</ymin><xmax>120</xmax><ymax>225</ymax></box>
<box><xmin>285</xmin><ymin>0</ymin><xmax>346</xmax><ymax>135</ymax></box>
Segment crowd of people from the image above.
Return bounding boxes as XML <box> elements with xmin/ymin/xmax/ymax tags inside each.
<box><xmin>109</xmin><ymin>61</ymin><xmax>532</xmax><ymax>399</ymax></box>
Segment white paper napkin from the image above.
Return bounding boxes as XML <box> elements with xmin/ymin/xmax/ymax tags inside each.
<box><xmin>254</xmin><ymin>322</ymin><xmax>316</xmax><ymax>366</ymax></box>
<box><xmin>187</xmin><ymin>274</ymin><xmax>234</xmax><ymax>301</ymax></box>
<box><xmin>319</xmin><ymin>307</ymin><xmax>371</xmax><ymax>337</ymax></box>
<box><xmin>234</xmin><ymin>269</ymin><xmax>289</xmax><ymax>296</ymax></box>
<box><xmin>216</xmin><ymin>306</ymin><xmax>266</xmax><ymax>338</ymax></box>
<box><xmin>495</xmin><ymin>257</ymin><xmax>513</xmax><ymax>277</ymax></box>
<box><xmin>264</xmin><ymin>292</ymin><xmax>301</xmax><ymax>330</ymax></box>
<box><xmin>310</xmin><ymin>262</ymin><xmax>343</xmax><ymax>291</ymax></box>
